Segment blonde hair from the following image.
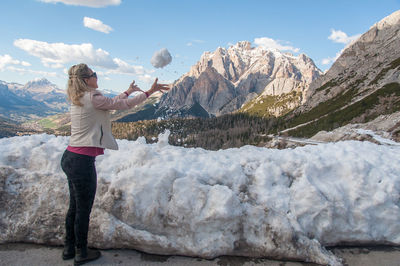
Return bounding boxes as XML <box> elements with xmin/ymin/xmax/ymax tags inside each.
<box><xmin>67</xmin><ymin>63</ymin><xmax>92</xmax><ymax>106</ymax></box>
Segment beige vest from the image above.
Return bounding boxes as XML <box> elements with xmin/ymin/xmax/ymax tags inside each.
<box><xmin>69</xmin><ymin>91</ymin><xmax>118</xmax><ymax>150</ymax></box>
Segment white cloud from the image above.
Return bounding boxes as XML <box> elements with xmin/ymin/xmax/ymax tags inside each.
<box><xmin>110</xmin><ymin>58</ymin><xmax>145</xmax><ymax>75</ymax></box>
<box><xmin>14</xmin><ymin>39</ymin><xmax>153</xmax><ymax>83</ymax></box>
<box><xmin>0</xmin><ymin>54</ymin><xmax>19</xmax><ymax>70</ymax></box>
<box><xmin>321</xmin><ymin>57</ymin><xmax>334</xmax><ymax>65</ymax></box>
<box><xmin>328</xmin><ymin>29</ymin><xmax>361</xmax><ymax>44</ymax></box>
<box><xmin>322</xmin><ymin>49</ymin><xmax>342</xmax><ymax>65</ymax></box>
<box><xmin>323</xmin><ymin>30</ymin><xmax>362</xmax><ymax>66</ymax></box>
<box><xmin>39</xmin><ymin>0</ymin><xmax>121</xmax><ymax>8</ymax></box>
<box><xmin>192</xmin><ymin>39</ymin><xmax>205</xmax><ymax>44</ymax></box>
<box><xmin>138</xmin><ymin>74</ymin><xmax>154</xmax><ymax>84</ymax></box>
<box><xmin>0</xmin><ymin>54</ymin><xmax>31</xmax><ymax>70</ymax></box>
<box><xmin>6</xmin><ymin>66</ymin><xmax>57</xmax><ymax>77</ymax></box>
<box><xmin>108</xmin><ymin>60</ymin><xmax>156</xmax><ymax>84</ymax></box>
<box><xmin>254</xmin><ymin>37</ymin><xmax>300</xmax><ymax>53</ymax></box>
<box><xmin>83</xmin><ymin>17</ymin><xmax>113</xmax><ymax>34</ymax></box>
<box><xmin>186</xmin><ymin>39</ymin><xmax>205</xmax><ymax>47</ymax></box>
<box><xmin>14</xmin><ymin>39</ymin><xmax>117</xmax><ymax>69</ymax></box>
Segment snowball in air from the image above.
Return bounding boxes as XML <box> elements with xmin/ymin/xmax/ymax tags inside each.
<box><xmin>151</xmin><ymin>48</ymin><xmax>172</xmax><ymax>68</ymax></box>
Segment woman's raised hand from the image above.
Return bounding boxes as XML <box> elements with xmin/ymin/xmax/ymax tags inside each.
<box><xmin>149</xmin><ymin>78</ymin><xmax>170</xmax><ymax>94</ymax></box>
<box><xmin>127</xmin><ymin>80</ymin><xmax>143</xmax><ymax>94</ymax></box>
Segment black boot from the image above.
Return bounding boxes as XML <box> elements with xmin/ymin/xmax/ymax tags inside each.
<box><xmin>62</xmin><ymin>242</ymin><xmax>75</xmax><ymax>260</ymax></box>
<box><xmin>74</xmin><ymin>246</ymin><xmax>101</xmax><ymax>265</ymax></box>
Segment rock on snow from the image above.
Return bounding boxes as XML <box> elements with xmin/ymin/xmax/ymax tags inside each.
<box><xmin>0</xmin><ymin>132</ymin><xmax>399</xmax><ymax>265</ymax></box>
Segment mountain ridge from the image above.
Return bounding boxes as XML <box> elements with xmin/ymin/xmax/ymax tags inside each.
<box><xmin>282</xmin><ymin>9</ymin><xmax>400</xmax><ymax>138</ymax></box>
<box><xmin>0</xmin><ymin>78</ymin><xmax>68</xmax><ymax>122</ymax></box>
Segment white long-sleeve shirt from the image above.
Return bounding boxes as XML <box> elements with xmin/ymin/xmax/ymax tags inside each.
<box><xmin>90</xmin><ymin>90</ymin><xmax>148</xmax><ymax>110</ymax></box>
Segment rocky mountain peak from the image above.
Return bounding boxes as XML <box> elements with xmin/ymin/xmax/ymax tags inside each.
<box><xmin>27</xmin><ymin>77</ymin><xmax>51</xmax><ymax>85</ymax></box>
<box><xmin>234</xmin><ymin>41</ymin><xmax>252</xmax><ymax>50</ymax></box>
<box><xmin>185</xmin><ymin>41</ymin><xmax>320</xmax><ymax>84</ymax></box>
<box><xmin>25</xmin><ymin>77</ymin><xmax>50</xmax><ymax>88</ymax></box>
<box><xmin>23</xmin><ymin>78</ymin><xmax>64</xmax><ymax>94</ymax></box>
<box><xmin>158</xmin><ymin>41</ymin><xmax>321</xmax><ymax>118</ymax></box>
<box><xmin>0</xmin><ymin>80</ymin><xmax>23</xmax><ymax>91</ymax></box>
<box><xmin>373</xmin><ymin>9</ymin><xmax>400</xmax><ymax>30</ymax></box>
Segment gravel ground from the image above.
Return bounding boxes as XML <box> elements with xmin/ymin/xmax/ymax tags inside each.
<box><xmin>1</xmin><ymin>243</ymin><xmax>400</xmax><ymax>266</ymax></box>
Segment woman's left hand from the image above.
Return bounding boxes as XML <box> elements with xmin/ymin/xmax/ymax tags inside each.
<box><xmin>127</xmin><ymin>80</ymin><xmax>143</xmax><ymax>94</ymax></box>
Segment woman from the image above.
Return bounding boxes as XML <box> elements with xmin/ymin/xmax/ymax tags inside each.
<box><xmin>60</xmin><ymin>63</ymin><xmax>169</xmax><ymax>265</ymax></box>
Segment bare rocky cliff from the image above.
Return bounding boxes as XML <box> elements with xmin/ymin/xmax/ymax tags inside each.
<box><xmin>284</xmin><ymin>10</ymin><xmax>400</xmax><ymax>137</ymax></box>
<box><xmin>299</xmin><ymin>10</ymin><xmax>400</xmax><ymax>112</ymax></box>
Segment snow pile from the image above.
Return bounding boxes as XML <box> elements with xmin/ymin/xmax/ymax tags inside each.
<box><xmin>311</xmin><ymin>111</ymin><xmax>400</xmax><ymax>144</ymax></box>
<box><xmin>150</xmin><ymin>48</ymin><xmax>172</xmax><ymax>68</ymax></box>
<box><xmin>356</xmin><ymin>129</ymin><xmax>400</xmax><ymax>146</ymax></box>
<box><xmin>1</xmin><ymin>133</ymin><xmax>400</xmax><ymax>265</ymax></box>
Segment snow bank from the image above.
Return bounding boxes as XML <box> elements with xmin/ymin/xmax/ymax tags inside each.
<box><xmin>1</xmin><ymin>132</ymin><xmax>399</xmax><ymax>265</ymax></box>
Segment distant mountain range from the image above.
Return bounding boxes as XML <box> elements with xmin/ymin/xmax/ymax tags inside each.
<box><xmin>0</xmin><ymin>78</ymin><xmax>121</xmax><ymax>123</ymax></box>
<box><xmin>0</xmin><ymin>78</ymin><xmax>68</xmax><ymax>122</ymax></box>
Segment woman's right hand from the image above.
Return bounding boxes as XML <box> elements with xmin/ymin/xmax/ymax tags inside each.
<box><xmin>149</xmin><ymin>78</ymin><xmax>170</xmax><ymax>95</ymax></box>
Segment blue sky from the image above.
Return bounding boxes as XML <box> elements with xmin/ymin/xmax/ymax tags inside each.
<box><xmin>0</xmin><ymin>0</ymin><xmax>399</xmax><ymax>93</ymax></box>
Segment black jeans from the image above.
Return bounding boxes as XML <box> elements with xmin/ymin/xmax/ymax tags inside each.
<box><xmin>60</xmin><ymin>150</ymin><xmax>97</xmax><ymax>248</ymax></box>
